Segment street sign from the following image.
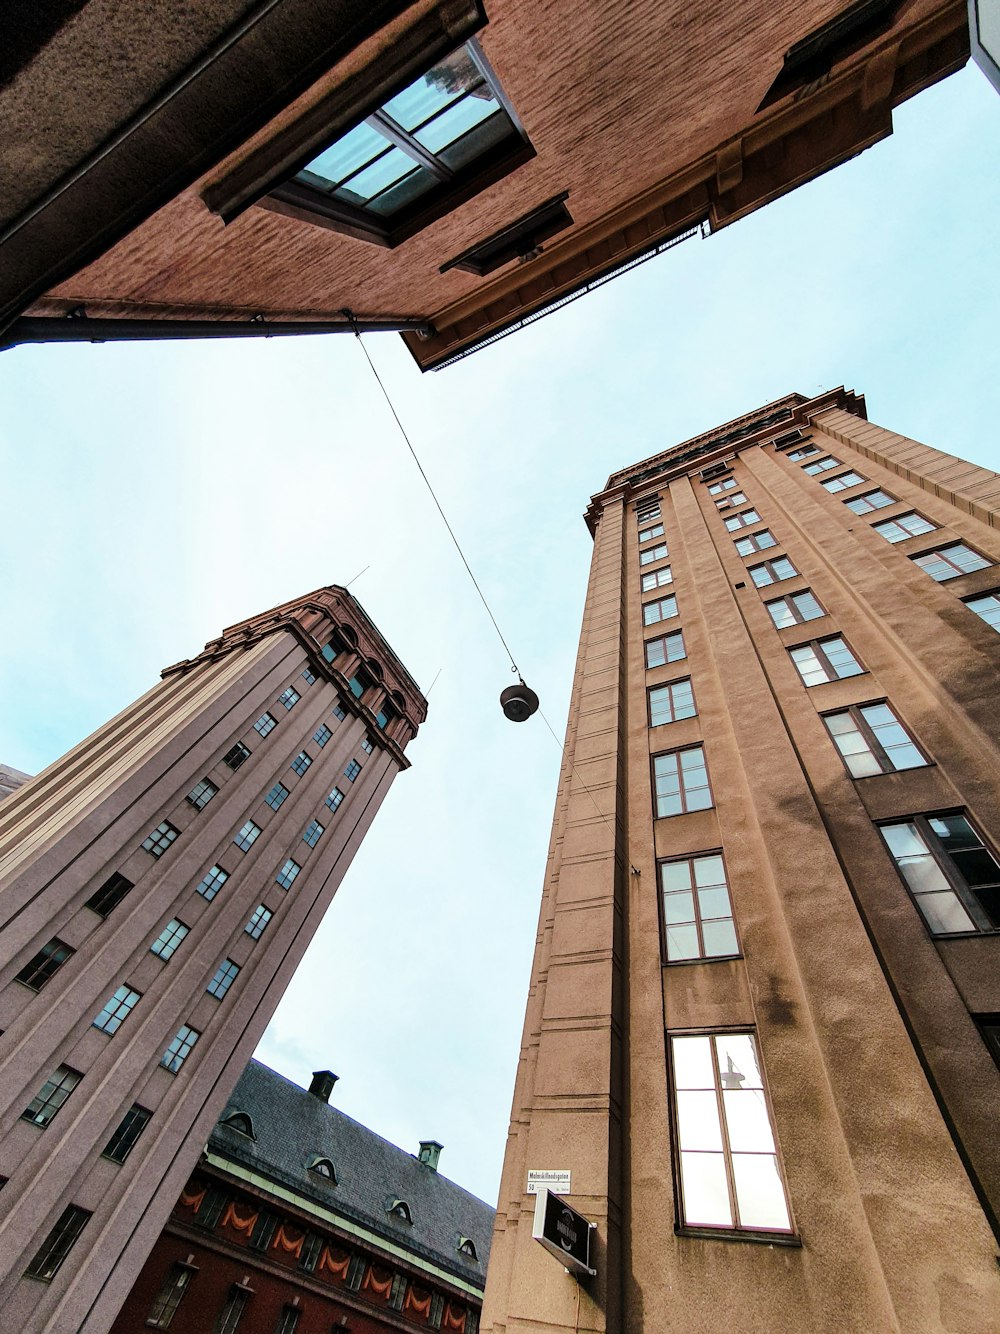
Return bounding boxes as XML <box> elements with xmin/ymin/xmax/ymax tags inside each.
<box><xmin>531</xmin><ymin>1188</ymin><xmax>596</xmax><ymax>1278</ymax></box>
<box><xmin>526</xmin><ymin>1169</ymin><xmax>571</xmax><ymax>1195</ymax></box>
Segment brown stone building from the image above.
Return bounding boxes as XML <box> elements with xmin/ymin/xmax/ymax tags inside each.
<box><xmin>2</xmin><ymin>1</ymin><xmax>970</xmax><ymax>367</ymax></box>
<box><xmin>482</xmin><ymin>389</ymin><xmax>1000</xmax><ymax>1332</ymax></box>
<box><xmin>111</xmin><ymin>1059</ymin><xmax>492</xmax><ymax>1334</ymax></box>
<box><xmin>0</xmin><ymin>585</ymin><xmax>426</xmax><ymax>1334</ymax></box>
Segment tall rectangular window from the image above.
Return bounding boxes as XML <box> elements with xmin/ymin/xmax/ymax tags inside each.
<box><xmin>765</xmin><ymin>590</ymin><xmax>825</xmax><ymax>628</ymax></box>
<box><xmin>344</xmin><ymin>759</ymin><xmax>362</xmax><ymax>782</ymax></box>
<box><xmin>24</xmin><ymin>1205</ymin><xmax>92</xmax><ymax>1281</ymax></box>
<box><xmin>213</xmin><ymin>1287</ymin><xmax>250</xmax><ymax>1334</ymax></box>
<box><xmin>653</xmin><ymin>746</ymin><xmax>713</xmax><ymax>817</ymax></box>
<box><xmin>639</xmin><ymin>523</ymin><xmax>665</xmax><ymax>542</ymax></box>
<box><xmin>820</xmin><ymin>470</ymin><xmax>865</xmax><ymax>493</ymax></box>
<box><xmin>161</xmin><ymin>1024</ymin><xmax>200</xmax><ymax>1073</ymax></box>
<box><xmin>845</xmin><ymin>489</ymin><xmax>895</xmax><ymax>514</ymax></box>
<box><xmin>274</xmin><ymin>1308</ymin><xmax>300</xmax><ymax>1334</ymax></box>
<box><xmin>303</xmin><ymin>819</ymin><xmax>325</xmax><ymax>846</ymax></box>
<box><xmin>102</xmin><ymin>1104</ymin><xmax>152</xmax><ymax>1164</ymax></box>
<box><xmin>965</xmin><ymin>592</ymin><xmax>1000</xmax><ymax>632</ymax></box>
<box><xmin>724</xmin><ymin>509</ymin><xmax>760</xmax><ymax>531</ymax></box>
<box><xmin>187</xmin><ymin>778</ymin><xmax>219</xmax><ymax>811</ymax></box>
<box><xmin>301</xmin><ymin>666</ymin><xmax>316</xmax><ymax>685</ymax></box>
<box><xmin>245</xmin><ymin>904</ymin><xmax>274</xmax><ymax>939</ymax></box>
<box><xmin>880</xmin><ymin>814</ymin><xmax>1000</xmax><ymax>935</ymax></box>
<box><xmin>15</xmin><ymin>938</ymin><xmax>75</xmax><ymax>991</ymax></box>
<box><xmin>207</xmin><ymin>959</ymin><xmax>241</xmax><ymax>999</ymax></box>
<box><xmin>823</xmin><ymin>703</ymin><xmax>926</xmax><ymax>776</ymax></box>
<box><xmin>142</xmin><ymin>821</ymin><xmax>179</xmax><ymax>858</ymax></box>
<box><xmin>196</xmin><ymin>864</ymin><xmax>229</xmax><ymax>901</ymax></box>
<box><xmin>325</xmin><ymin>787</ymin><xmax>345</xmax><ymax>813</ymax></box>
<box><xmin>332</xmin><ymin>697</ymin><xmax>347</xmax><ymax>720</ymax></box>
<box><xmin>22</xmin><ymin>1065</ymin><xmax>81</xmax><ymax>1127</ymax></box>
<box><xmin>84</xmin><ymin>871</ymin><xmax>134</xmax><ymax>917</ymax></box>
<box><xmin>670</xmin><ymin>1032</ymin><xmax>792</xmax><ymax>1234</ymax></box>
<box><xmin>641</xmin><ymin>566</ymin><xmax>673</xmax><ymax>591</ymax></box>
<box><xmin>93</xmin><ymin>984</ymin><xmax>142</xmax><ymax>1034</ymax></box>
<box><xmin>234</xmin><ymin>819</ymin><xmax>262</xmax><ymax>852</ymax></box>
<box><xmin>640</xmin><ymin>543</ymin><xmax>668</xmax><ymax>567</ymax></box>
<box><xmin>734</xmin><ymin>530</ymin><xmax>777</xmax><ymax>556</ymax></box>
<box><xmin>278</xmin><ymin>686</ymin><xmax>301</xmax><ymax>711</ymax></box>
<box><xmin>789</xmin><ymin>636</ymin><xmax>864</xmax><ymax>686</ymax></box>
<box><xmin>749</xmin><ymin>557</ymin><xmax>797</xmax><ymax>587</ymax></box>
<box><xmin>912</xmin><ymin>544</ymin><xmax>991</xmax><ymax>582</ymax></box>
<box><xmin>254</xmin><ymin>711</ymin><xmax>277</xmax><ymax>738</ymax></box>
<box><xmin>645</xmin><ymin>630</ymin><xmax>686</xmax><ymax>670</ymax></box>
<box><xmin>150</xmin><ymin>919</ymin><xmax>190</xmax><ymax>961</ymax></box>
<box><xmin>313</xmin><ymin>724</ymin><xmax>332</xmax><ymax>748</ymax></box>
<box><xmin>872</xmin><ymin>512</ymin><xmax>937</xmax><ymax>543</ymax></box>
<box><xmin>147</xmin><ymin>1262</ymin><xmax>195</xmax><ymax>1328</ymax></box>
<box><xmin>661</xmin><ymin>854</ymin><xmax>738</xmax><ymax>961</ymax></box>
<box><xmin>276</xmin><ymin>857</ymin><xmax>301</xmax><ymax>889</ymax></box>
<box><xmin>223</xmin><ymin>742</ymin><xmax>251</xmax><ymax>771</ymax></box>
<box><xmin>264</xmin><ymin>781</ymin><xmax>290</xmax><ymax>810</ymax></box>
<box><xmin>290</xmin><ymin>751</ymin><xmax>312</xmax><ymax>776</ymax></box>
<box><xmin>643</xmin><ymin>595</ymin><xmax>678</xmax><ymax>626</ymax></box>
<box><xmin>648</xmin><ymin>679</ymin><xmax>696</xmax><ymax>727</ymax></box>
<box><xmin>361</xmin><ymin>734</ymin><xmax>375</xmax><ymax>754</ymax></box>
<box><xmin>803</xmin><ymin>455</ymin><xmax>840</xmax><ymax>475</ymax></box>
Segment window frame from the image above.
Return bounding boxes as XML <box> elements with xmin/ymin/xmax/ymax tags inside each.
<box><xmin>150</xmin><ymin>918</ymin><xmax>190</xmax><ymax>961</ymax></box>
<box><xmin>23</xmin><ymin>1204</ymin><xmax>92</xmax><ymax>1281</ymax></box>
<box><xmin>161</xmin><ymin>1024</ymin><xmax>200</xmax><ymax>1074</ymax></box>
<box><xmin>15</xmin><ymin>938</ymin><xmax>75</xmax><ymax>991</ymax></box>
<box><xmin>964</xmin><ymin>591</ymin><xmax>1000</xmax><ymax>632</ymax></box>
<box><xmin>644</xmin><ymin>629</ymin><xmax>687</xmax><ymax>671</ymax></box>
<box><xmin>276</xmin><ymin>857</ymin><xmax>302</xmax><ymax>889</ymax></box>
<box><xmin>264</xmin><ymin>780</ymin><xmax>290</xmax><ymax>811</ymax></box>
<box><xmin>723</xmin><ymin>509</ymin><xmax>761</xmax><ymax>531</ymax></box>
<box><xmin>821</xmin><ymin>701</ymin><xmax>928</xmax><ymax>777</ymax></box>
<box><xmin>642</xmin><ymin>594</ymin><xmax>679</xmax><ymax>626</ymax></box>
<box><xmin>245</xmin><ymin>905</ymin><xmax>274</xmax><ymax>940</ymax></box>
<box><xmin>641</xmin><ymin>565</ymin><xmax>673</xmax><ymax>591</ymax></box>
<box><xmin>844</xmin><ymin>489</ymin><xmax>895</xmax><ymax>515</ymax></box>
<box><xmin>871</xmin><ymin>511</ymin><xmax>938</xmax><ymax>544</ymax></box>
<box><xmin>254</xmin><ymin>711</ymin><xmax>277</xmax><ymax>738</ymax></box>
<box><xmin>147</xmin><ymin>1260</ymin><xmax>197</xmax><ymax>1328</ymax></box>
<box><xmin>764</xmin><ymin>590</ymin><xmax>825</xmax><ymax>628</ymax></box>
<box><xmin>802</xmin><ymin>455</ymin><xmax>840</xmax><ymax>475</ymax></box>
<box><xmin>142</xmin><ymin>821</ymin><xmax>179</xmax><ymax>858</ymax></box>
<box><xmin>911</xmin><ymin>543</ymin><xmax>992</xmax><ymax>582</ymax></box>
<box><xmin>648</xmin><ymin>677</ymin><xmax>697</xmax><ymax>728</ymax></box>
<box><xmin>102</xmin><ymin>1104</ymin><xmax>153</xmax><ymax>1164</ymax></box>
<box><xmin>196</xmin><ymin>864</ymin><xmax>229</xmax><ymax>901</ymax></box>
<box><xmin>658</xmin><ymin>852</ymin><xmax>740</xmax><ymax>964</ymax></box>
<box><xmin>303</xmin><ymin>818</ymin><xmax>325</xmax><ymax>846</ymax></box>
<box><xmin>879</xmin><ymin>811</ymin><xmax>1000</xmax><ymax>936</ymax></box>
<box><xmin>734</xmin><ymin>529</ymin><xmax>778</xmax><ymax>557</ymax></box>
<box><xmin>84</xmin><ymin>871</ymin><xmax>134</xmax><ymax>917</ymax></box>
<box><xmin>639</xmin><ymin>542</ymin><xmax>669</xmax><ymax>567</ymax></box>
<box><xmin>22</xmin><ymin>1065</ymin><xmax>82</xmax><ymax>1128</ymax></box>
<box><xmin>820</xmin><ymin>470</ymin><xmax>865</xmax><ymax>493</ymax></box>
<box><xmin>748</xmin><ymin>556</ymin><xmax>798</xmax><ymax>587</ymax></box>
<box><xmin>788</xmin><ymin>634</ymin><xmax>865</xmax><ymax>686</ymax></box>
<box><xmin>223</xmin><ymin>742</ymin><xmax>251</xmax><ymax>771</ymax></box>
<box><xmin>651</xmin><ymin>744</ymin><xmax>714</xmax><ymax>819</ymax></box>
<box><xmin>234</xmin><ymin>819</ymin><xmax>263</xmax><ymax>853</ymax></box>
<box><xmin>207</xmin><ymin>958</ymin><xmax>241</xmax><ymax>1000</ymax></box>
<box><xmin>93</xmin><ymin>983</ymin><xmax>142</xmax><ymax>1035</ymax></box>
<box><xmin>639</xmin><ymin>522</ymin><xmax>665</xmax><ymax>543</ymax></box>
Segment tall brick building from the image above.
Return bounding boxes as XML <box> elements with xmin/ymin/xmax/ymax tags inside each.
<box><xmin>482</xmin><ymin>389</ymin><xmax>1000</xmax><ymax>1332</ymax></box>
<box><xmin>0</xmin><ymin>585</ymin><xmax>426</xmax><ymax>1334</ymax></box>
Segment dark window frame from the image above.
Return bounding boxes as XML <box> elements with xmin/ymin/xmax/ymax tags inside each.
<box><xmin>648</xmin><ymin>677</ymin><xmax>697</xmax><ymax>728</ymax></box>
<box><xmin>871</xmin><ymin>511</ymin><xmax>938</xmax><ymax>544</ymax></box>
<box><xmin>102</xmin><ymin>1104</ymin><xmax>152</xmax><ymax>1164</ymax></box>
<box><xmin>821</xmin><ymin>700</ymin><xmax>928</xmax><ymax>777</ymax></box>
<box><xmin>748</xmin><ymin>556</ymin><xmax>798</xmax><ymax>587</ymax></box>
<box><xmin>223</xmin><ymin>742</ymin><xmax>251</xmax><ymax>771</ymax></box>
<box><xmin>645</xmin><ymin>629</ymin><xmax>687</xmax><ymax>671</ymax></box>
<box><xmin>651</xmin><ymin>744</ymin><xmax>715</xmax><ymax>819</ymax></box>
<box><xmin>879</xmin><ymin>810</ymin><xmax>1000</xmax><ymax>936</ymax></box>
<box><xmin>23</xmin><ymin>1204</ymin><xmax>92</xmax><ymax>1281</ymax></box>
<box><xmin>845</xmin><ymin>488</ymin><xmax>896</xmax><ymax>514</ymax></box>
<box><xmin>723</xmin><ymin>508</ymin><xmax>761</xmax><ymax>531</ymax></box>
<box><xmin>764</xmin><ymin>590</ymin><xmax>826</xmax><ymax>628</ymax></box>
<box><xmin>84</xmin><ymin>871</ymin><xmax>134</xmax><ymax>917</ymax></box>
<box><xmin>820</xmin><ymin>470</ymin><xmax>866</xmax><ymax>493</ymax></box>
<box><xmin>734</xmin><ymin>529</ymin><xmax>778</xmax><ymax>556</ymax></box>
<box><xmin>911</xmin><ymin>543</ymin><xmax>992</xmax><ymax>582</ymax></box>
<box><xmin>14</xmin><ymin>938</ymin><xmax>75</xmax><ymax>991</ymax></box>
<box><xmin>788</xmin><ymin>633</ymin><xmax>865</xmax><ymax>686</ymax></box>
<box><xmin>658</xmin><ymin>850</ymin><xmax>740</xmax><ymax>965</ymax></box>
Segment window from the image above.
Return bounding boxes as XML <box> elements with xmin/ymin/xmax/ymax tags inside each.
<box><xmin>661</xmin><ymin>854</ymin><xmax>738</xmax><ymax>961</ymax></box>
<box><xmin>641</xmin><ymin>566</ymin><xmax>673</xmax><ymax>591</ymax></box>
<box><xmin>251</xmin><ymin>1212</ymin><xmax>278</xmax><ymax>1250</ymax></box>
<box><xmin>15</xmin><ymin>938</ymin><xmax>75</xmax><ymax>991</ymax></box>
<box><xmin>649</xmin><ymin>678</ymin><xmax>696</xmax><ymax>727</ymax></box>
<box><xmin>716</xmin><ymin>491</ymin><xmax>747</xmax><ymax>508</ymax></box>
<box><xmin>150</xmin><ymin>919</ymin><xmax>190</xmax><ymax>961</ymax></box>
<box><xmin>274</xmin><ymin>1306</ymin><xmax>300</xmax><ymax>1334</ymax></box>
<box><xmin>724</xmin><ymin>509</ymin><xmax>760</xmax><ymax>531</ymax></box>
<box><xmin>643</xmin><ymin>595</ymin><xmax>678</xmax><ymax>626</ymax></box>
<box><xmin>636</xmin><ymin>501</ymin><xmax>661</xmax><ymax>522</ymax></box>
<box><xmin>22</xmin><ymin>1065</ymin><xmax>81</xmax><ymax>1127</ymax></box>
<box><xmin>84</xmin><ymin>871</ymin><xmax>134</xmax><ymax>917</ymax></box>
<box><xmin>223</xmin><ymin>742</ymin><xmax>251</xmax><ymax>771</ymax></box>
<box><xmin>361</xmin><ymin>734</ymin><xmax>375</xmax><ymax>754</ymax></box>
<box><xmin>213</xmin><ymin>1287</ymin><xmax>250</xmax><ymax>1334</ymax></box>
<box><xmin>187</xmin><ymin>778</ymin><xmax>219</xmax><ymax>811</ymax></box>
<box><xmin>788</xmin><ymin>635</ymin><xmax>864</xmax><ymax>686</ymax></box>
<box><xmin>349</xmin><ymin>671</ymin><xmax>369</xmax><ymax>699</ymax></box>
<box><xmin>787</xmin><ymin>445</ymin><xmax>818</xmax><ymax>462</ymax></box>
<box><xmin>872</xmin><ymin>512</ymin><xmax>937</xmax><ymax>544</ymax></box>
<box><xmin>142</xmin><ymin>821</ymin><xmax>179</xmax><ymax>858</ymax></box>
<box><xmin>645</xmin><ymin>630</ymin><xmax>686</xmax><ymax>670</ymax></box>
<box><xmin>458</xmin><ymin>1238</ymin><xmax>479</xmax><ymax>1260</ymax></box>
<box><xmin>965</xmin><ymin>592</ymin><xmax>1000</xmax><ymax>632</ymax></box>
<box><xmin>196</xmin><ymin>864</ymin><xmax>229</xmax><ymax>901</ymax></box>
<box><xmin>245</xmin><ymin>904</ymin><xmax>273</xmax><ymax>939</ymax></box>
<box><xmin>639</xmin><ymin>523</ymin><xmax>665</xmax><ymax>542</ymax></box>
<box><xmin>102</xmin><ymin>1104</ymin><xmax>152</xmax><ymax>1164</ymax></box>
<box><xmin>303</xmin><ymin>819</ymin><xmax>325</xmax><ymax>847</ymax></box>
<box><xmin>254</xmin><ymin>711</ymin><xmax>277</xmax><ymax>738</ymax></box>
<box><xmin>734</xmin><ymin>530</ymin><xmax>777</xmax><ymax>556</ymax></box>
<box><xmin>147</xmin><ymin>1262</ymin><xmax>194</xmax><ymax>1328</ymax></box>
<box><xmin>823</xmin><ymin>703</ymin><xmax>926</xmax><ymax>777</ymax></box>
<box><xmin>198</xmin><ymin>1186</ymin><xmax>229</xmax><ymax>1229</ymax></box>
<box><xmin>708</xmin><ymin>479</ymin><xmax>737</xmax><ymax>495</ymax></box>
<box><xmin>278</xmin><ymin>686</ymin><xmax>301</xmax><ymax>711</ymax></box>
<box><xmin>640</xmin><ymin>543</ymin><xmax>668</xmax><ymax>567</ymax></box>
<box><xmin>207</xmin><ymin>959</ymin><xmax>241</xmax><ymax>999</ymax></box>
<box><xmin>290</xmin><ymin>750</ymin><xmax>312</xmax><ymax>776</ymax></box>
<box><xmin>820</xmin><ymin>470</ymin><xmax>865</xmax><ymax>493</ymax></box>
<box><xmin>442</xmin><ymin>193</ymin><xmax>574</xmax><ymax>276</ymax></box>
<box><xmin>325</xmin><ymin>787</ymin><xmax>345</xmax><ymax>813</ymax></box>
<box><xmin>309</xmin><ymin>1157</ymin><xmax>337</xmax><ymax>1181</ymax></box>
<box><xmin>976</xmin><ymin>1017</ymin><xmax>1000</xmax><ymax>1072</ymax></box>
<box><xmin>912</xmin><ymin>544</ymin><xmax>991</xmax><ymax>582</ymax></box>
<box><xmin>376</xmin><ymin>701</ymin><xmax>396</xmax><ymax>730</ymax></box>
<box><xmin>332</xmin><ymin>697</ymin><xmax>347</xmax><ymax>720</ymax></box>
<box><xmin>221</xmin><ymin>1111</ymin><xmax>255</xmax><ymax>1137</ymax></box>
<box><xmin>881</xmin><ymin>814</ymin><xmax>1000</xmax><ymax>934</ymax></box>
<box><xmin>301</xmin><ymin>666</ymin><xmax>316</xmax><ymax>685</ymax></box>
<box><xmin>344</xmin><ymin>759</ymin><xmax>361</xmax><ymax>782</ymax></box>
<box><xmin>93</xmin><ymin>984</ymin><xmax>142</xmax><ymax>1034</ymax></box>
<box><xmin>276</xmin><ymin>857</ymin><xmax>301</xmax><ymax>889</ymax></box>
<box><xmin>748</xmin><ymin>557</ymin><xmax>797</xmax><ymax>587</ymax></box>
<box><xmin>670</xmin><ymin>1032</ymin><xmax>791</xmax><ymax>1233</ymax></box>
<box><xmin>24</xmin><ymin>1205</ymin><xmax>91</xmax><ymax>1281</ymax></box>
<box><xmin>264</xmin><ymin>780</ymin><xmax>290</xmax><ymax>811</ymax></box>
<box><xmin>161</xmin><ymin>1024</ymin><xmax>200</xmax><ymax>1073</ymax></box>
<box><xmin>653</xmin><ymin>746</ymin><xmax>713</xmax><ymax>817</ymax></box>
<box><xmin>313</xmin><ymin>723</ymin><xmax>332</xmax><ymax>748</ymax></box>
<box><xmin>234</xmin><ymin>819</ymin><xmax>262</xmax><ymax>852</ymax></box>
<box><xmin>389</xmin><ymin>1199</ymin><xmax>413</xmax><ymax>1223</ymax></box>
<box><xmin>845</xmin><ymin>489</ymin><xmax>895</xmax><ymax>514</ymax></box>
<box><xmin>803</xmin><ymin>455</ymin><xmax>840</xmax><ymax>475</ymax></box>
<box><xmin>765</xmin><ymin>590</ymin><xmax>825</xmax><ymax>628</ymax></box>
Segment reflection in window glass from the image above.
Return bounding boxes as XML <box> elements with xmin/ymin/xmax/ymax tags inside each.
<box><xmin>653</xmin><ymin>746</ymin><xmax>712</xmax><ymax>817</ymax></box>
<box><xmin>661</xmin><ymin>854</ymin><xmax>738</xmax><ymax>961</ymax></box>
<box><xmin>649</xmin><ymin>679</ymin><xmax>696</xmax><ymax>727</ymax></box>
<box><xmin>965</xmin><ymin>592</ymin><xmax>1000</xmax><ymax>632</ymax></box>
<box><xmin>912</xmin><ymin>544</ymin><xmax>991</xmax><ymax>582</ymax></box>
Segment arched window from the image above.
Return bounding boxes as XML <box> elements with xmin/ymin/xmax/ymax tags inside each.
<box><xmin>388</xmin><ymin>1199</ymin><xmax>413</xmax><ymax>1224</ymax></box>
<box><xmin>308</xmin><ymin>1156</ymin><xmax>337</xmax><ymax>1183</ymax></box>
<box><xmin>457</xmin><ymin>1237</ymin><xmax>478</xmax><ymax>1260</ymax></box>
<box><xmin>220</xmin><ymin>1111</ymin><xmax>255</xmax><ymax>1139</ymax></box>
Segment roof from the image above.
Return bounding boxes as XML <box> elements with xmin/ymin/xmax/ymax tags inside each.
<box><xmin>211</xmin><ymin>1059</ymin><xmax>494</xmax><ymax>1287</ymax></box>
<box><xmin>0</xmin><ymin>764</ymin><xmax>32</xmax><ymax>802</ymax></box>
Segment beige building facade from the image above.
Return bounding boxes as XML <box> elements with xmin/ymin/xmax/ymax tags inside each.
<box><xmin>482</xmin><ymin>389</ymin><xmax>1000</xmax><ymax>1333</ymax></box>
<box><xmin>0</xmin><ymin>585</ymin><xmax>426</xmax><ymax>1334</ymax></box>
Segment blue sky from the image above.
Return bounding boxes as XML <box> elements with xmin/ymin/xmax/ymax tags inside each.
<box><xmin>1</xmin><ymin>65</ymin><xmax>998</xmax><ymax>1207</ymax></box>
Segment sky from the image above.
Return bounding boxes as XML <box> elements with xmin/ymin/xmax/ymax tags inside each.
<box><xmin>1</xmin><ymin>64</ymin><xmax>999</xmax><ymax>1209</ymax></box>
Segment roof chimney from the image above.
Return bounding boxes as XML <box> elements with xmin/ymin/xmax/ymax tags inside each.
<box><xmin>308</xmin><ymin>1070</ymin><xmax>338</xmax><ymax>1103</ymax></box>
<box><xmin>418</xmin><ymin>1140</ymin><xmax>443</xmax><ymax>1171</ymax></box>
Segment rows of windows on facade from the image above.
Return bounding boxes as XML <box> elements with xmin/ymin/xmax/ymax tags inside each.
<box><xmin>4</xmin><ymin>647</ymin><xmax>390</xmax><ymax>1289</ymax></box>
<box><xmin>633</xmin><ymin>441</ymin><xmax>1000</xmax><ymax>1238</ymax></box>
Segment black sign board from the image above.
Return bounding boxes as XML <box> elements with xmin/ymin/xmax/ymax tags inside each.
<box><xmin>531</xmin><ymin>1188</ymin><xmax>596</xmax><ymax>1278</ymax></box>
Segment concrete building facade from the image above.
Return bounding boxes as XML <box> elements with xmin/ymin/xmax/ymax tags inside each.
<box><xmin>482</xmin><ymin>389</ymin><xmax>1000</xmax><ymax>1333</ymax></box>
<box><xmin>0</xmin><ymin>585</ymin><xmax>426</xmax><ymax>1334</ymax></box>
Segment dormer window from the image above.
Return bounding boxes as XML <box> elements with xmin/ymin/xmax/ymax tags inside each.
<box><xmin>388</xmin><ymin>1199</ymin><xmax>413</xmax><ymax>1224</ymax></box>
<box><xmin>220</xmin><ymin>1111</ymin><xmax>256</xmax><ymax>1140</ymax></box>
<box><xmin>457</xmin><ymin>1237</ymin><xmax>479</xmax><ymax>1260</ymax></box>
<box><xmin>308</xmin><ymin>1156</ymin><xmax>337</xmax><ymax>1183</ymax></box>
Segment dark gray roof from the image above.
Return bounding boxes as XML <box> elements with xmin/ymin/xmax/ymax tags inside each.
<box><xmin>211</xmin><ymin>1060</ymin><xmax>493</xmax><ymax>1287</ymax></box>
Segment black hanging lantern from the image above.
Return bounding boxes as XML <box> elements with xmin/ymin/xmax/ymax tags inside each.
<box><xmin>500</xmin><ymin>679</ymin><xmax>539</xmax><ymax>722</ymax></box>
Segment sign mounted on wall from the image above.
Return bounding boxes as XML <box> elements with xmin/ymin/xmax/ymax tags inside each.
<box><xmin>526</xmin><ymin>1169</ymin><xmax>571</xmax><ymax>1195</ymax></box>
<box><xmin>531</xmin><ymin>1188</ymin><xmax>596</xmax><ymax>1279</ymax></box>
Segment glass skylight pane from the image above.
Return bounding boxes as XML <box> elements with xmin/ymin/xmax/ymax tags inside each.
<box><xmin>340</xmin><ymin>146</ymin><xmax>418</xmax><ymax>202</ymax></box>
<box><xmin>415</xmin><ymin>92</ymin><xmax>501</xmax><ymax>152</ymax></box>
<box><xmin>383</xmin><ymin>48</ymin><xmax>483</xmax><ymax>130</ymax></box>
<box><xmin>303</xmin><ymin>121</ymin><xmax>391</xmax><ymax>188</ymax></box>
